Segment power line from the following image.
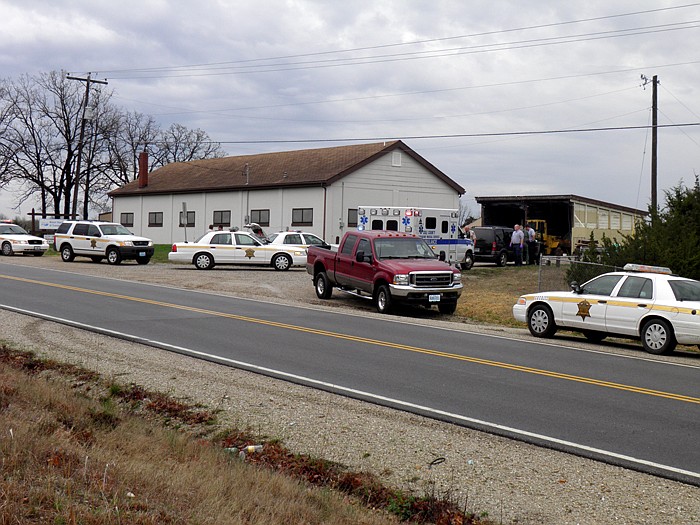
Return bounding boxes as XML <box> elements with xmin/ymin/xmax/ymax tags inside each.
<box><xmin>101</xmin><ymin>22</ymin><xmax>700</xmax><ymax>79</ymax></box>
<box><xmin>95</xmin><ymin>3</ymin><xmax>700</xmax><ymax>77</ymax></box>
<box><xmin>209</xmin><ymin>122</ymin><xmax>700</xmax><ymax>145</ymax></box>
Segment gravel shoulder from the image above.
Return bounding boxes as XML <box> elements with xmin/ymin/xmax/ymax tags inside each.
<box><xmin>1</xmin><ymin>256</ymin><xmax>698</xmax><ymax>524</ymax></box>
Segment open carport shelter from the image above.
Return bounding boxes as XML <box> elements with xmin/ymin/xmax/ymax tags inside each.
<box><xmin>475</xmin><ymin>194</ymin><xmax>647</xmax><ymax>248</ymax></box>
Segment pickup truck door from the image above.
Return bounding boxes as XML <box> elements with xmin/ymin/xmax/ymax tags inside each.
<box><xmin>334</xmin><ymin>234</ymin><xmax>358</xmax><ymax>286</ymax></box>
<box><xmin>351</xmin><ymin>237</ymin><xmax>376</xmax><ymax>292</ymax></box>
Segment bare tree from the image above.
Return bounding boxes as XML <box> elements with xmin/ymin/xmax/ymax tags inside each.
<box><xmin>153</xmin><ymin>123</ymin><xmax>225</xmax><ymax>168</ymax></box>
<box><xmin>0</xmin><ymin>71</ymin><xmax>227</xmax><ymax>219</ymax></box>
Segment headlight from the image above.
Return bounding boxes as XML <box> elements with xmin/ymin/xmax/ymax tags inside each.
<box><xmin>452</xmin><ymin>272</ymin><xmax>462</xmax><ymax>283</ymax></box>
<box><xmin>393</xmin><ymin>274</ymin><xmax>409</xmax><ymax>285</ymax></box>
<box><xmin>516</xmin><ymin>297</ymin><xmax>527</xmax><ymax>305</ymax></box>
<box><xmin>122</xmin><ymin>241</ymin><xmax>134</xmax><ymax>247</ymax></box>
<box><xmin>13</xmin><ymin>239</ymin><xmax>29</xmax><ymax>245</ymax></box>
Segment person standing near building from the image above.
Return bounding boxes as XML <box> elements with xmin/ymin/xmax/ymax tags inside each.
<box><xmin>510</xmin><ymin>224</ymin><xmax>524</xmax><ymax>266</ymax></box>
<box><xmin>524</xmin><ymin>223</ymin><xmax>536</xmax><ymax>264</ymax></box>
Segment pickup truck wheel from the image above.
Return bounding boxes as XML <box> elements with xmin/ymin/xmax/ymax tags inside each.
<box><xmin>460</xmin><ymin>253</ymin><xmax>474</xmax><ymax>271</ymax></box>
<box><xmin>194</xmin><ymin>253</ymin><xmax>214</xmax><ymax>270</ymax></box>
<box><xmin>528</xmin><ymin>304</ymin><xmax>557</xmax><ymax>338</ymax></box>
<box><xmin>60</xmin><ymin>245</ymin><xmax>75</xmax><ymax>262</ymax></box>
<box><xmin>314</xmin><ymin>271</ymin><xmax>332</xmax><ymax>299</ymax></box>
<box><xmin>438</xmin><ymin>302</ymin><xmax>457</xmax><ymax>315</ymax></box>
<box><xmin>376</xmin><ymin>284</ymin><xmax>392</xmax><ymax>314</ymax></box>
<box><xmin>272</xmin><ymin>253</ymin><xmax>292</xmax><ymax>271</ymax></box>
<box><xmin>641</xmin><ymin>318</ymin><xmax>676</xmax><ymax>355</ymax></box>
<box><xmin>107</xmin><ymin>248</ymin><xmax>122</xmax><ymax>265</ymax></box>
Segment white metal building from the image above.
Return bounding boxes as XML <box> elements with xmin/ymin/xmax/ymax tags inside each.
<box><xmin>109</xmin><ymin>141</ymin><xmax>466</xmax><ymax>245</ymax></box>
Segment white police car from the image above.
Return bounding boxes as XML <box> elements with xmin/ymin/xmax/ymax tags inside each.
<box><xmin>169</xmin><ymin>230</ymin><xmax>306</xmax><ymax>270</ymax></box>
<box><xmin>266</xmin><ymin>231</ymin><xmax>336</xmax><ymax>250</ymax></box>
<box><xmin>513</xmin><ymin>264</ymin><xmax>700</xmax><ymax>354</ymax></box>
<box><xmin>0</xmin><ymin>223</ymin><xmax>49</xmax><ymax>256</ymax></box>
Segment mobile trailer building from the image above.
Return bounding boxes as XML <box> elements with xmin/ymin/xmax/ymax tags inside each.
<box><xmin>475</xmin><ymin>195</ymin><xmax>647</xmax><ymax>254</ymax></box>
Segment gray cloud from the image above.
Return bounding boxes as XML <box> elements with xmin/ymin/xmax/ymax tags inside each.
<box><xmin>2</xmin><ymin>0</ymin><xmax>699</xmax><ymax>218</ymax></box>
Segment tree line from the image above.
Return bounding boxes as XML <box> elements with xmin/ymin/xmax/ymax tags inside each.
<box><xmin>0</xmin><ymin>71</ymin><xmax>225</xmax><ymax>220</ymax></box>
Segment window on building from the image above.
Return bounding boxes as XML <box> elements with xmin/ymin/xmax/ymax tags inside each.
<box><xmin>347</xmin><ymin>208</ymin><xmax>358</xmax><ymax>228</ymax></box>
<box><xmin>291</xmin><ymin>208</ymin><xmax>313</xmax><ymax>227</ymax></box>
<box><xmin>251</xmin><ymin>209</ymin><xmax>270</xmax><ymax>227</ymax></box>
<box><xmin>179</xmin><ymin>211</ymin><xmax>195</xmax><ymax>227</ymax></box>
<box><xmin>148</xmin><ymin>212</ymin><xmax>163</xmax><ymax>227</ymax></box>
<box><xmin>213</xmin><ymin>210</ymin><xmax>231</xmax><ymax>228</ymax></box>
<box><xmin>120</xmin><ymin>212</ymin><xmax>134</xmax><ymax>227</ymax></box>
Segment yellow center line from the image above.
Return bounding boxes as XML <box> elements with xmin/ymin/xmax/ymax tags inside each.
<box><xmin>3</xmin><ymin>273</ymin><xmax>699</xmax><ymax>405</ymax></box>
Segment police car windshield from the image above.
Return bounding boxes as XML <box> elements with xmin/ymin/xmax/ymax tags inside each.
<box><xmin>100</xmin><ymin>224</ymin><xmax>133</xmax><ymax>235</ymax></box>
<box><xmin>374</xmin><ymin>238</ymin><xmax>436</xmax><ymax>259</ymax></box>
<box><xmin>668</xmin><ymin>279</ymin><xmax>700</xmax><ymax>301</ymax></box>
<box><xmin>0</xmin><ymin>225</ymin><xmax>28</xmax><ymax>235</ymax></box>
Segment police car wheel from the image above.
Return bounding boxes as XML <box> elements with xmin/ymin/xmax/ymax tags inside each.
<box><xmin>641</xmin><ymin>318</ymin><xmax>676</xmax><ymax>355</ymax></box>
<box><xmin>1</xmin><ymin>242</ymin><xmax>13</xmax><ymax>256</ymax></box>
<box><xmin>107</xmin><ymin>248</ymin><xmax>122</xmax><ymax>265</ymax></box>
<box><xmin>60</xmin><ymin>245</ymin><xmax>75</xmax><ymax>262</ymax></box>
<box><xmin>528</xmin><ymin>304</ymin><xmax>556</xmax><ymax>338</ymax></box>
<box><xmin>376</xmin><ymin>284</ymin><xmax>392</xmax><ymax>314</ymax></box>
<box><xmin>272</xmin><ymin>254</ymin><xmax>291</xmax><ymax>271</ymax></box>
<box><xmin>194</xmin><ymin>253</ymin><xmax>214</xmax><ymax>270</ymax></box>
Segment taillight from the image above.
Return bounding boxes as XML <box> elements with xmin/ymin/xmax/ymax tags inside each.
<box><xmin>171</xmin><ymin>244</ymin><xmax>177</xmax><ymax>252</ymax></box>
<box><xmin>491</xmin><ymin>241</ymin><xmax>497</xmax><ymax>253</ymax></box>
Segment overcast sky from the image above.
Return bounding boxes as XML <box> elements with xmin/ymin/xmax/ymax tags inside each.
<box><xmin>2</xmin><ymin>0</ymin><xmax>699</xmax><ymax>219</ymax></box>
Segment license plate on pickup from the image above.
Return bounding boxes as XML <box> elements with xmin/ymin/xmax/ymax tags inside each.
<box><xmin>139</xmin><ymin>251</ymin><xmax>146</xmax><ymax>257</ymax></box>
<box><xmin>429</xmin><ymin>294</ymin><xmax>440</xmax><ymax>302</ymax></box>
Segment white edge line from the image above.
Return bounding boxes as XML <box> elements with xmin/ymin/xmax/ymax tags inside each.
<box><xmin>2</xmin><ymin>303</ymin><xmax>698</xmax><ymax>483</ymax></box>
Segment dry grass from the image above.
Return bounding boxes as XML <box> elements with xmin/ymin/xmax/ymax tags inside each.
<box><xmin>457</xmin><ymin>265</ymin><xmax>542</xmax><ymax>326</ymax></box>
<box><xmin>0</xmin><ymin>345</ymin><xmax>489</xmax><ymax>525</ymax></box>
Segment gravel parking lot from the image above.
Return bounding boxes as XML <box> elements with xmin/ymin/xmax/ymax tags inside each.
<box><xmin>1</xmin><ymin>256</ymin><xmax>698</xmax><ymax>524</ymax></box>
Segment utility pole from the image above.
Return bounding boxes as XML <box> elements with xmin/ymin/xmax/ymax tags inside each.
<box><xmin>66</xmin><ymin>72</ymin><xmax>108</xmax><ymax>219</ymax></box>
<box><xmin>641</xmin><ymin>74</ymin><xmax>659</xmax><ymax>213</ymax></box>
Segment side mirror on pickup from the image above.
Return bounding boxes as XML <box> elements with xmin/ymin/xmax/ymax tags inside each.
<box><xmin>355</xmin><ymin>250</ymin><xmax>372</xmax><ymax>263</ymax></box>
<box><xmin>439</xmin><ymin>250</ymin><xmax>446</xmax><ymax>262</ymax></box>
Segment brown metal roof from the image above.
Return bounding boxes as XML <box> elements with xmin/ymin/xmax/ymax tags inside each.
<box><xmin>109</xmin><ymin>140</ymin><xmax>465</xmax><ymax>196</ymax></box>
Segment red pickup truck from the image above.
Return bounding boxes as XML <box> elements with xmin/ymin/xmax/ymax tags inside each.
<box><xmin>306</xmin><ymin>230</ymin><xmax>463</xmax><ymax>314</ymax></box>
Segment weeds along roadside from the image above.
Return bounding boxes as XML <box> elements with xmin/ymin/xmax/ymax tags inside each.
<box><xmin>0</xmin><ymin>343</ymin><xmax>492</xmax><ymax>525</ymax></box>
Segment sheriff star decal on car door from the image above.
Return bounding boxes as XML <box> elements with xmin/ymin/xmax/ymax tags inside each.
<box><xmin>244</xmin><ymin>248</ymin><xmax>256</xmax><ymax>259</ymax></box>
<box><xmin>577</xmin><ymin>299</ymin><xmax>592</xmax><ymax>321</ymax></box>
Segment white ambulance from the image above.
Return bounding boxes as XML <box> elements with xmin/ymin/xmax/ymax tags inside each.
<box><xmin>356</xmin><ymin>206</ymin><xmax>474</xmax><ymax>270</ymax></box>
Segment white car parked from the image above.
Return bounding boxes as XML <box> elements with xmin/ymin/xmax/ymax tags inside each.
<box><xmin>266</xmin><ymin>231</ymin><xmax>336</xmax><ymax>250</ymax></box>
<box><xmin>168</xmin><ymin>230</ymin><xmax>306</xmax><ymax>270</ymax></box>
<box><xmin>0</xmin><ymin>223</ymin><xmax>49</xmax><ymax>256</ymax></box>
<box><xmin>513</xmin><ymin>263</ymin><xmax>700</xmax><ymax>355</ymax></box>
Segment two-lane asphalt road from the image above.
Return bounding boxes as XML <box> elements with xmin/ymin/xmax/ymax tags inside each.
<box><xmin>1</xmin><ymin>262</ymin><xmax>699</xmax><ymax>486</ymax></box>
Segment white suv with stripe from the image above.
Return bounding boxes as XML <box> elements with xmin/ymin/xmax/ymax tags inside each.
<box><xmin>54</xmin><ymin>220</ymin><xmax>154</xmax><ymax>265</ymax></box>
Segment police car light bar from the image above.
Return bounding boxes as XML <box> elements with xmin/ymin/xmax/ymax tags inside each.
<box><xmin>623</xmin><ymin>263</ymin><xmax>672</xmax><ymax>275</ymax></box>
